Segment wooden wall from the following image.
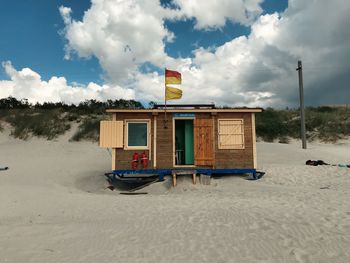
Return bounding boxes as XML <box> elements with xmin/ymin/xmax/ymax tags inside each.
<box><xmin>155</xmin><ymin>113</ymin><xmax>173</xmax><ymax>168</ymax></box>
<box><xmin>111</xmin><ymin>111</ymin><xmax>254</xmax><ymax>170</ymax></box>
<box><xmin>214</xmin><ymin>113</ymin><xmax>254</xmax><ymax>168</ymax></box>
<box><xmin>114</xmin><ymin>113</ymin><xmax>153</xmax><ymax>169</ymax></box>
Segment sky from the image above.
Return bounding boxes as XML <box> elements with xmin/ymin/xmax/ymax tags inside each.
<box><xmin>0</xmin><ymin>0</ymin><xmax>349</xmax><ymax>108</ymax></box>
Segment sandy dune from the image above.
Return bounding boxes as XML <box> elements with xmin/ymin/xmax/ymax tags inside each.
<box><xmin>0</xmin><ymin>131</ymin><xmax>350</xmax><ymax>263</ymax></box>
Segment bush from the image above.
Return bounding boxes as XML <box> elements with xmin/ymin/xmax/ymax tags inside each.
<box><xmin>256</xmin><ymin>106</ymin><xmax>350</xmax><ymax>143</ymax></box>
<box><xmin>1</xmin><ymin>97</ymin><xmax>349</xmax><ymax>143</ymax></box>
<box><xmin>256</xmin><ymin>108</ymin><xmax>289</xmax><ymax>142</ymax></box>
<box><xmin>5</xmin><ymin>109</ymin><xmax>70</xmax><ymax>140</ymax></box>
<box><xmin>0</xmin><ymin>97</ymin><xmax>30</xmax><ymax>109</ymax></box>
<box><xmin>70</xmin><ymin>117</ymin><xmax>102</xmax><ymax>142</ymax></box>
<box><xmin>305</xmin><ymin>107</ymin><xmax>350</xmax><ymax>142</ymax></box>
<box><xmin>0</xmin><ymin>97</ymin><xmax>144</xmax><ymax>141</ymax></box>
<box><xmin>67</xmin><ymin>112</ymin><xmax>81</xmax><ymax>122</ymax></box>
<box><xmin>278</xmin><ymin>136</ymin><xmax>290</xmax><ymax>144</ymax></box>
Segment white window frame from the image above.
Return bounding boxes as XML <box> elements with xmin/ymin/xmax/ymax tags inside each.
<box><xmin>218</xmin><ymin>119</ymin><xmax>245</xmax><ymax>150</ymax></box>
<box><xmin>124</xmin><ymin>119</ymin><xmax>151</xmax><ymax>150</ymax></box>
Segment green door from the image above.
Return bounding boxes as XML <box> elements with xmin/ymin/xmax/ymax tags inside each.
<box><xmin>175</xmin><ymin>119</ymin><xmax>194</xmax><ymax>165</ymax></box>
<box><xmin>184</xmin><ymin>120</ymin><xmax>194</xmax><ymax>165</ymax></box>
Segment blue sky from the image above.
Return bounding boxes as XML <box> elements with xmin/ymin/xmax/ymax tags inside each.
<box><xmin>0</xmin><ymin>0</ymin><xmax>349</xmax><ymax>107</ymax></box>
<box><xmin>0</xmin><ymin>0</ymin><xmax>287</xmax><ymax>84</ymax></box>
<box><xmin>0</xmin><ymin>0</ymin><xmax>100</xmax><ymax>84</ymax></box>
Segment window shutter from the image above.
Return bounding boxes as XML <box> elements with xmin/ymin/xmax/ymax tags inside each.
<box><xmin>218</xmin><ymin>119</ymin><xmax>244</xmax><ymax>149</ymax></box>
<box><xmin>99</xmin><ymin>121</ymin><xmax>123</xmax><ymax>148</ymax></box>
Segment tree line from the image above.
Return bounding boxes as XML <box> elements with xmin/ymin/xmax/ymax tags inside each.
<box><xmin>0</xmin><ymin>96</ymin><xmax>144</xmax><ymax>113</ymax></box>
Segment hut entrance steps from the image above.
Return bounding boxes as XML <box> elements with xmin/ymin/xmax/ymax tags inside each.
<box><xmin>171</xmin><ymin>170</ymin><xmax>212</xmax><ymax>187</ymax></box>
<box><xmin>171</xmin><ymin>170</ymin><xmax>197</xmax><ymax>187</ymax></box>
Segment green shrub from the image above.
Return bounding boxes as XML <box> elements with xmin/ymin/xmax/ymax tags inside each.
<box><xmin>256</xmin><ymin>106</ymin><xmax>350</xmax><ymax>143</ymax></box>
<box><xmin>67</xmin><ymin>112</ymin><xmax>81</xmax><ymax>122</ymax></box>
<box><xmin>0</xmin><ymin>97</ymin><xmax>143</xmax><ymax>141</ymax></box>
<box><xmin>315</xmin><ymin>106</ymin><xmax>335</xmax><ymax>113</ymax></box>
<box><xmin>1</xmin><ymin>97</ymin><xmax>349</xmax><ymax>143</ymax></box>
<box><xmin>0</xmin><ymin>97</ymin><xmax>30</xmax><ymax>109</ymax></box>
<box><xmin>278</xmin><ymin>136</ymin><xmax>290</xmax><ymax>144</ymax></box>
<box><xmin>5</xmin><ymin>109</ymin><xmax>70</xmax><ymax>140</ymax></box>
<box><xmin>256</xmin><ymin>108</ymin><xmax>289</xmax><ymax>142</ymax></box>
<box><xmin>70</xmin><ymin>117</ymin><xmax>102</xmax><ymax>142</ymax></box>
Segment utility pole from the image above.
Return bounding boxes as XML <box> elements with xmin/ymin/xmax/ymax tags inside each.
<box><xmin>296</xmin><ymin>60</ymin><xmax>307</xmax><ymax>149</ymax></box>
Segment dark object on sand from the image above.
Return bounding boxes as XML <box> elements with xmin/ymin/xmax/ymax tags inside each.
<box><xmin>246</xmin><ymin>171</ymin><xmax>265</xmax><ymax>180</ymax></box>
<box><xmin>306</xmin><ymin>160</ymin><xmax>329</xmax><ymax>166</ymax></box>
<box><xmin>106</xmin><ymin>185</ymin><xmax>115</xmax><ymax>191</ymax></box>
<box><xmin>306</xmin><ymin>160</ymin><xmax>350</xmax><ymax>168</ymax></box>
<box><xmin>255</xmin><ymin>171</ymin><xmax>265</xmax><ymax>179</ymax></box>
<box><xmin>0</xmin><ymin>166</ymin><xmax>9</xmax><ymax>171</ymax></box>
<box><xmin>120</xmin><ymin>192</ymin><xmax>148</xmax><ymax>195</ymax></box>
<box><xmin>105</xmin><ymin>173</ymin><xmax>159</xmax><ymax>192</ymax></box>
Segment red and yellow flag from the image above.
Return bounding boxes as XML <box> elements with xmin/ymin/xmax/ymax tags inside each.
<box><xmin>165</xmin><ymin>69</ymin><xmax>181</xmax><ymax>85</ymax></box>
<box><xmin>165</xmin><ymin>86</ymin><xmax>182</xmax><ymax>100</ymax></box>
<box><xmin>165</xmin><ymin>68</ymin><xmax>182</xmax><ymax>100</ymax></box>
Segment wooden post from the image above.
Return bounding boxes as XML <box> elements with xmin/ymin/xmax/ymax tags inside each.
<box><xmin>172</xmin><ymin>173</ymin><xmax>177</xmax><ymax>187</ymax></box>
<box><xmin>153</xmin><ymin>114</ymin><xmax>157</xmax><ymax>168</ymax></box>
<box><xmin>296</xmin><ymin>60</ymin><xmax>307</xmax><ymax>149</ymax></box>
<box><xmin>164</xmin><ymin>70</ymin><xmax>168</xmax><ymax>129</ymax></box>
<box><xmin>251</xmin><ymin>113</ymin><xmax>257</xmax><ymax>169</ymax></box>
<box><xmin>111</xmin><ymin>113</ymin><xmax>117</xmax><ymax>170</ymax></box>
<box><xmin>111</xmin><ymin>150</ymin><xmax>116</xmax><ymax>170</ymax></box>
<box><xmin>192</xmin><ymin>173</ymin><xmax>196</xmax><ymax>184</ymax></box>
<box><xmin>211</xmin><ymin>113</ymin><xmax>216</xmax><ymax>168</ymax></box>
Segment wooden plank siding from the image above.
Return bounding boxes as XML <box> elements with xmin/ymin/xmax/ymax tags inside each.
<box><xmin>194</xmin><ymin>118</ymin><xmax>214</xmax><ymax>166</ymax></box>
<box><xmin>115</xmin><ymin>113</ymin><xmax>153</xmax><ymax>169</ymax></box>
<box><xmin>155</xmin><ymin>113</ymin><xmax>173</xmax><ymax>168</ymax></box>
<box><xmin>108</xmin><ymin>111</ymin><xmax>254</xmax><ymax>170</ymax></box>
<box><xmin>99</xmin><ymin>120</ymin><xmax>124</xmax><ymax>148</ymax></box>
<box><xmin>214</xmin><ymin>113</ymin><xmax>254</xmax><ymax>168</ymax></box>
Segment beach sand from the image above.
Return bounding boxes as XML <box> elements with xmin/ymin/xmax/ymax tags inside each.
<box><xmin>0</xmin><ymin>130</ymin><xmax>349</xmax><ymax>263</ymax></box>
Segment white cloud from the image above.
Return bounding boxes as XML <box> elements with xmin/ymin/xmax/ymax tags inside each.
<box><xmin>56</xmin><ymin>0</ymin><xmax>350</xmax><ymax>107</ymax></box>
<box><xmin>163</xmin><ymin>0</ymin><xmax>350</xmax><ymax>107</ymax></box>
<box><xmin>172</xmin><ymin>0</ymin><xmax>263</xmax><ymax>29</ymax></box>
<box><xmin>59</xmin><ymin>0</ymin><xmax>264</xmax><ymax>82</ymax></box>
<box><xmin>59</xmin><ymin>6</ymin><xmax>72</xmax><ymax>25</ymax></box>
<box><xmin>3</xmin><ymin>0</ymin><xmax>349</xmax><ymax>107</ymax></box>
<box><xmin>57</xmin><ymin>0</ymin><xmax>269</xmax><ymax>106</ymax></box>
<box><xmin>0</xmin><ymin>61</ymin><xmax>134</xmax><ymax>104</ymax></box>
<box><xmin>59</xmin><ymin>0</ymin><xmax>174</xmax><ymax>83</ymax></box>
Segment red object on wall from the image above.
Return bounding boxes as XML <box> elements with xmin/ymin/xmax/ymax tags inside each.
<box><xmin>131</xmin><ymin>152</ymin><xmax>138</xmax><ymax>169</ymax></box>
<box><xmin>140</xmin><ymin>152</ymin><xmax>148</xmax><ymax>168</ymax></box>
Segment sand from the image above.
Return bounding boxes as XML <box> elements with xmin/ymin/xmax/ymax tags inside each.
<box><xmin>0</xmin><ymin>130</ymin><xmax>350</xmax><ymax>263</ymax></box>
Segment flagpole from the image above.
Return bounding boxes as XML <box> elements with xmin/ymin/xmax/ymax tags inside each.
<box><xmin>164</xmin><ymin>69</ymin><xmax>167</xmax><ymax>129</ymax></box>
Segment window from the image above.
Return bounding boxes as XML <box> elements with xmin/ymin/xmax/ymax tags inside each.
<box><xmin>218</xmin><ymin>119</ymin><xmax>244</xmax><ymax>149</ymax></box>
<box><xmin>125</xmin><ymin>120</ymin><xmax>150</xmax><ymax>149</ymax></box>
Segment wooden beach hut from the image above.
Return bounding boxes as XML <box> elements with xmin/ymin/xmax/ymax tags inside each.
<box><xmin>100</xmin><ymin>104</ymin><xmax>262</xmax><ymax>184</ymax></box>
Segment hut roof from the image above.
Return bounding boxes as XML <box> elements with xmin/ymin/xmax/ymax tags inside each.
<box><xmin>106</xmin><ymin>108</ymin><xmax>262</xmax><ymax>113</ymax></box>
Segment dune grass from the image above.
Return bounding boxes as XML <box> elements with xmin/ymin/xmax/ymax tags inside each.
<box><xmin>256</xmin><ymin>106</ymin><xmax>350</xmax><ymax>143</ymax></box>
<box><xmin>0</xmin><ymin>97</ymin><xmax>142</xmax><ymax>141</ymax></box>
<box><xmin>3</xmin><ymin>108</ymin><xmax>71</xmax><ymax>140</ymax></box>
<box><xmin>70</xmin><ymin>115</ymin><xmax>109</xmax><ymax>142</ymax></box>
<box><xmin>1</xmin><ymin>97</ymin><xmax>349</xmax><ymax>143</ymax></box>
